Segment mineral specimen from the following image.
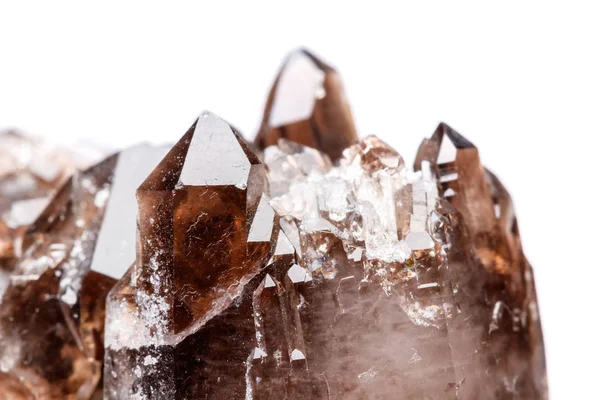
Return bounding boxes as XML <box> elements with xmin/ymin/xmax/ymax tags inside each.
<box><xmin>103</xmin><ymin>112</ymin><xmax>546</xmax><ymax>398</ymax></box>
<box><xmin>0</xmin><ymin>145</ymin><xmax>168</xmax><ymax>399</ymax></box>
<box><xmin>1</xmin><ymin>49</ymin><xmax>546</xmax><ymax>400</ymax></box>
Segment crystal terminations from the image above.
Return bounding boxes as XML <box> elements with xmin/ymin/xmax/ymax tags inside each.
<box><xmin>0</xmin><ymin>49</ymin><xmax>546</xmax><ymax>400</ymax></box>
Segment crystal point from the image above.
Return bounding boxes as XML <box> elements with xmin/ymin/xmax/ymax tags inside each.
<box><xmin>104</xmin><ymin>112</ymin><xmax>277</xmax><ymax>399</ymax></box>
<box><xmin>255</xmin><ymin>49</ymin><xmax>358</xmax><ymax>161</ymax></box>
<box><xmin>415</xmin><ymin>123</ymin><xmax>547</xmax><ymax>398</ymax></box>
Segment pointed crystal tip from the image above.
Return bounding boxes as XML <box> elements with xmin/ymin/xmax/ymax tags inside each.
<box><xmin>414</xmin><ymin>122</ymin><xmax>477</xmax><ymax>171</ymax></box>
<box><xmin>139</xmin><ymin>111</ymin><xmax>260</xmax><ymax>192</ymax></box>
<box><xmin>255</xmin><ymin>49</ymin><xmax>358</xmax><ymax>161</ymax></box>
<box><xmin>433</xmin><ymin>122</ymin><xmax>475</xmax><ymax>149</ymax></box>
<box><xmin>179</xmin><ymin>111</ymin><xmax>260</xmax><ymax>187</ymax></box>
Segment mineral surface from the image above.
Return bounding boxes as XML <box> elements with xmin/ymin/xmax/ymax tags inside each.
<box><xmin>254</xmin><ymin>49</ymin><xmax>358</xmax><ymax>161</ymax></box>
<box><xmin>0</xmin><ymin>131</ymin><xmax>76</xmax><ymax>264</ymax></box>
<box><xmin>0</xmin><ymin>145</ymin><xmax>168</xmax><ymax>399</ymax></box>
<box><xmin>104</xmin><ymin>112</ymin><xmax>277</xmax><ymax>399</ymax></box>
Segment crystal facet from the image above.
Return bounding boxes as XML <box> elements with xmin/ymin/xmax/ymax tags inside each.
<box><xmin>413</xmin><ymin>123</ymin><xmax>547</xmax><ymax>398</ymax></box>
<box><xmin>0</xmin><ymin>131</ymin><xmax>76</xmax><ymax>263</ymax></box>
<box><xmin>254</xmin><ymin>49</ymin><xmax>358</xmax><ymax>161</ymax></box>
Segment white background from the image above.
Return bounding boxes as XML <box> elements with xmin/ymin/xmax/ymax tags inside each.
<box><xmin>1</xmin><ymin>2</ymin><xmax>598</xmax><ymax>398</ymax></box>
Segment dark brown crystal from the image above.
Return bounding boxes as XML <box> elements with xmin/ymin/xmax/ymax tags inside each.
<box><xmin>104</xmin><ymin>112</ymin><xmax>277</xmax><ymax>399</ymax></box>
<box><xmin>254</xmin><ymin>49</ymin><xmax>358</xmax><ymax>161</ymax></box>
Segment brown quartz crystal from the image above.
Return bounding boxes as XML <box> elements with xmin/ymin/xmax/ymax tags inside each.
<box><xmin>254</xmin><ymin>49</ymin><xmax>358</xmax><ymax>161</ymax></box>
<box><xmin>413</xmin><ymin>123</ymin><xmax>547</xmax><ymax>398</ymax></box>
<box><xmin>104</xmin><ymin>112</ymin><xmax>278</xmax><ymax>399</ymax></box>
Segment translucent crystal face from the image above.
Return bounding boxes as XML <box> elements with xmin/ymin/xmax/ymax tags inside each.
<box><xmin>267</xmin><ymin>51</ymin><xmax>326</xmax><ymax>128</ymax></box>
<box><xmin>0</xmin><ymin>131</ymin><xmax>106</xmax><ymax>264</ymax></box>
<box><xmin>90</xmin><ymin>146</ymin><xmax>169</xmax><ymax>279</ymax></box>
<box><xmin>255</xmin><ymin>49</ymin><xmax>358</xmax><ymax>162</ymax></box>
<box><xmin>0</xmin><ymin>131</ymin><xmax>75</xmax><ymax>261</ymax></box>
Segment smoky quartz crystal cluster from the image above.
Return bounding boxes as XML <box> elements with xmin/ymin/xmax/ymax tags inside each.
<box><xmin>0</xmin><ymin>50</ymin><xmax>547</xmax><ymax>399</ymax></box>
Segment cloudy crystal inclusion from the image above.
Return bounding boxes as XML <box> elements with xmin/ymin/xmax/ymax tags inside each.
<box><xmin>267</xmin><ymin>136</ymin><xmax>439</xmax><ymax>295</ymax></box>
